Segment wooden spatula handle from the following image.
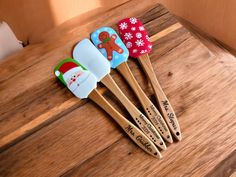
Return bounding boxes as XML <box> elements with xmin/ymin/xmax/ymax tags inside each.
<box><xmin>89</xmin><ymin>89</ymin><xmax>162</xmax><ymax>158</ymax></box>
<box><xmin>101</xmin><ymin>74</ymin><xmax>166</xmax><ymax>150</ymax></box>
<box><xmin>117</xmin><ymin>62</ymin><xmax>173</xmax><ymax>143</ymax></box>
<box><xmin>138</xmin><ymin>54</ymin><xmax>182</xmax><ymax>141</ymax></box>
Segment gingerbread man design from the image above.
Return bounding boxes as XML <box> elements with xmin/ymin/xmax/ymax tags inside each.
<box><xmin>98</xmin><ymin>31</ymin><xmax>124</xmax><ymax>60</ymax></box>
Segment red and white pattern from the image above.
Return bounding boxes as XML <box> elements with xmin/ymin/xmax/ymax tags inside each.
<box><xmin>117</xmin><ymin>17</ymin><xmax>152</xmax><ymax>58</ymax></box>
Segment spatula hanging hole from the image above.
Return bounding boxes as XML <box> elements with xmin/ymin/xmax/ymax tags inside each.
<box><xmin>167</xmin><ymin>135</ymin><xmax>170</xmax><ymax>139</ymax></box>
<box><xmin>160</xmin><ymin>142</ymin><xmax>163</xmax><ymax>145</ymax></box>
<box><xmin>176</xmin><ymin>132</ymin><xmax>180</xmax><ymax>136</ymax></box>
<box><xmin>154</xmin><ymin>152</ymin><xmax>158</xmax><ymax>156</ymax></box>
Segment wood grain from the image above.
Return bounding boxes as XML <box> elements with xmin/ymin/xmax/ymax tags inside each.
<box><xmin>101</xmin><ymin>74</ymin><xmax>166</xmax><ymax>150</ymax></box>
<box><xmin>138</xmin><ymin>54</ymin><xmax>182</xmax><ymax>141</ymax></box>
<box><xmin>117</xmin><ymin>62</ymin><xmax>173</xmax><ymax>143</ymax></box>
<box><xmin>0</xmin><ymin>1</ymin><xmax>236</xmax><ymax>176</ymax></box>
<box><xmin>163</xmin><ymin>0</ymin><xmax>236</xmax><ymax>50</ymax></box>
<box><xmin>0</xmin><ymin>0</ymin><xmax>157</xmax><ymax>146</ymax></box>
<box><xmin>59</xmin><ymin>33</ymin><xmax>236</xmax><ymax>177</ymax></box>
<box><xmin>89</xmin><ymin>89</ymin><xmax>161</xmax><ymax>158</ymax></box>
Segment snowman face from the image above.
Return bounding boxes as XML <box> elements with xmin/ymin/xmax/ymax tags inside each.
<box><xmin>63</xmin><ymin>67</ymin><xmax>89</xmax><ymax>93</ymax></box>
<box><xmin>55</xmin><ymin>59</ymin><xmax>98</xmax><ymax>99</ymax></box>
<box><xmin>67</xmin><ymin>70</ymin><xmax>83</xmax><ymax>87</ymax></box>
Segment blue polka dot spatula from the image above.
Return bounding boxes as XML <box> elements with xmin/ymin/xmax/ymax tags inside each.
<box><xmin>90</xmin><ymin>27</ymin><xmax>173</xmax><ymax>144</ymax></box>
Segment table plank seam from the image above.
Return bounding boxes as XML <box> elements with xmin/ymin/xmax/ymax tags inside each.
<box><xmin>59</xmin><ymin>137</ymin><xmax>123</xmax><ymax>177</ymax></box>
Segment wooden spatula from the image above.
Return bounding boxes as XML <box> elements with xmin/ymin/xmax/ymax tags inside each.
<box><xmin>73</xmin><ymin>39</ymin><xmax>166</xmax><ymax>150</ymax></box>
<box><xmin>90</xmin><ymin>27</ymin><xmax>173</xmax><ymax>143</ymax></box>
<box><xmin>54</xmin><ymin>58</ymin><xmax>161</xmax><ymax>158</ymax></box>
<box><xmin>118</xmin><ymin>18</ymin><xmax>182</xmax><ymax>141</ymax></box>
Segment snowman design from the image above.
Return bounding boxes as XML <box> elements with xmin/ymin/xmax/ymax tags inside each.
<box><xmin>64</xmin><ymin>66</ymin><xmax>90</xmax><ymax>93</ymax></box>
<box><xmin>55</xmin><ymin>60</ymin><xmax>93</xmax><ymax>98</ymax></box>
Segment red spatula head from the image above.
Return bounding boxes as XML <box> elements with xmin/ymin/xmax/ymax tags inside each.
<box><xmin>117</xmin><ymin>17</ymin><xmax>152</xmax><ymax>58</ymax></box>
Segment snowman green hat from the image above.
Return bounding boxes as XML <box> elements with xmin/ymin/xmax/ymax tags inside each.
<box><xmin>54</xmin><ymin>58</ymin><xmax>86</xmax><ymax>86</ymax></box>
<box><xmin>54</xmin><ymin>58</ymin><xmax>97</xmax><ymax>99</ymax></box>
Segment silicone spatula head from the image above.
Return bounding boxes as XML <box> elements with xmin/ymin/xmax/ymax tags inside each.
<box><xmin>117</xmin><ymin>17</ymin><xmax>152</xmax><ymax>58</ymax></box>
<box><xmin>90</xmin><ymin>27</ymin><xmax>129</xmax><ymax>69</ymax></box>
<box><xmin>54</xmin><ymin>58</ymin><xmax>97</xmax><ymax>99</ymax></box>
<box><xmin>73</xmin><ymin>39</ymin><xmax>111</xmax><ymax>81</ymax></box>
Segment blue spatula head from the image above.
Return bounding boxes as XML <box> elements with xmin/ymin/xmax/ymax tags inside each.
<box><xmin>91</xmin><ymin>27</ymin><xmax>129</xmax><ymax>69</ymax></box>
<box><xmin>54</xmin><ymin>58</ymin><xmax>97</xmax><ymax>99</ymax></box>
<box><xmin>73</xmin><ymin>39</ymin><xmax>111</xmax><ymax>81</ymax></box>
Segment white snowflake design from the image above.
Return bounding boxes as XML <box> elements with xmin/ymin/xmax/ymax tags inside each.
<box><xmin>131</xmin><ymin>27</ymin><xmax>136</xmax><ymax>31</ymax></box>
<box><xmin>132</xmin><ymin>49</ymin><xmax>138</xmax><ymax>53</ymax></box>
<box><xmin>119</xmin><ymin>22</ymin><xmax>128</xmax><ymax>30</ymax></box>
<box><xmin>126</xmin><ymin>42</ymin><xmax>132</xmax><ymax>48</ymax></box>
<box><xmin>140</xmin><ymin>50</ymin><xmax>147</xmax><ymax>54</ymax></box>
<box><xmin>136</xmin><ymin>32</ymin><xmax>142</xmax><ymax>39</ymax></box>
<box><xmin>135</xmin><ymin>39</ymin><xmax>144</xmax><ymax>47</ymax></box>
<box><xmin>139</xmin><ymin>26</ymin><xmax>145</xmax><ymax>31</ymax></box>
<box><xmin>146</xmin><ymin>35</ymin><xmax>150</xmax><ymax>41</ymax></box>
<box><xmin>130</xmin><ymin>17</ymin><xmax>137</xmax><ymax>24</ymax></box>
<box><xmin>124</xmin><ymin>32</ymin><xmax>133</xmax><ymax>40</ymax></box>
<box><xmin>148</xmin><ymin>45</ymin><xmax>152</xmax><ymax>49</ymax></box>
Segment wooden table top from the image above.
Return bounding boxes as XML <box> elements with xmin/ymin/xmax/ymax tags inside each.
<box><xmin>0</xmin><ymin>0</ymin><xmax>236</xmax><ymax>176</ymax></box>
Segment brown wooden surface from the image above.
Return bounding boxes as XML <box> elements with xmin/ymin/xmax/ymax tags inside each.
<box><xmin>137</xmin><ymin>54</ymin><xmax>181</xmax><ymax>141</ymax></box>
<box><xmin>117</xmin><ymin>62</ymin><xmax>173</xmax><ymax>143</ymax></box>
<box><xmin>101</xmin><ymin>74</ymin><xmax>166</xmax><ymax>150</ymax></box>
<box><xmin>88</xmin><ymin>89</ymin><xmax>161</xmax><ymax>158</ymax></box>
<box><xmin>0</xmin><ymin>0</ymin><xmax>236</xmax><ymax>176</ymax></box>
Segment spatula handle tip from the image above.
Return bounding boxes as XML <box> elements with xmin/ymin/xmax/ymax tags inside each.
<box><xmin>137</xmin><ymin>54</ymin><xmax>182</xmax><ymax>141</ymax></box>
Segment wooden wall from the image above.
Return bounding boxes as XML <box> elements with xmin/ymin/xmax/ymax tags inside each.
<box><xmin>0</xmin><ymin>0</ymin><xmax>129</xmax><ymax>43</ymax></box>
<box><xmin>163</xmin><ymin>0</ymin><xmax>236</xmax><ymax>50</ymax></box>
<box><xmin>0</xmin><ymin>0</ymin><xmax>236</xmax><ymax>50</ymax></box>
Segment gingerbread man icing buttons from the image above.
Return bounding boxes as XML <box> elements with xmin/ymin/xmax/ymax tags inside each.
<box><xmin>117</xmin><ymin>17</ymin><xmax>152</xmax><ymax>58</ymax></box>
<box><xmin>54</xmin><ymin>58</ymin><xmax>97</xmax><ymax>99</ymax></box>
<box><xmin>91</xmin><ymin>27</ymin><xmax>129</xmax><ymax>69</ymax></box>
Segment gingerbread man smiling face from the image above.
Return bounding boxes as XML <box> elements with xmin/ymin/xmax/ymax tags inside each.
<box><xmin>98</xmin><ymin>31</ymin><xmax>109</xmax><ymax>41</ymax></box>
<box><xmin>98</xmin><ymin>31</ymin><xmax>123</xmax><ymax>60</ymax></box>
<box><xmin>91</xmin><ymin>27</ymin><xmax>129</xmax><ymax>69</ymax></box>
